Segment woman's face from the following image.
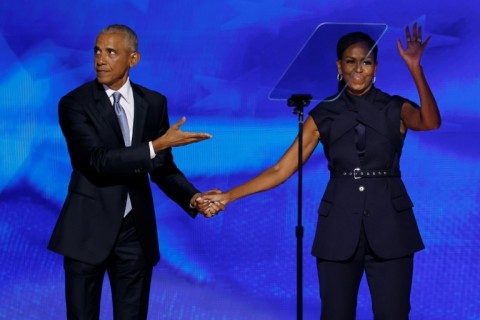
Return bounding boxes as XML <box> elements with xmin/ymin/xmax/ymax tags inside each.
<box><xmin>336</xmin><ymin>42</ymin><xmax>377</xmax><ymax>96</ymax></box>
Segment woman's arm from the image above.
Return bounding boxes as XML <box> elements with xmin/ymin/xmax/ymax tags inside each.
<box><xmin>397</xmin><ymin>23</ymin><xmax>441</xmax><ymax>132</ymax></box>
<box><xmin>202</xmin><ymin>116</ymin><xmax>320</xmax><ymax>207</ymax></box>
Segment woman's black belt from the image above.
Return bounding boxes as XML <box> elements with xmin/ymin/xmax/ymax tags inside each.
<box><xmin>330</xmin><ymin>168</ymin><xmax>401</xmax><ymax>179</ymax></box>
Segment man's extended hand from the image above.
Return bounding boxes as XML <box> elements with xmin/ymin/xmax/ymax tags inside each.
<box><xmin>153</xmin><ymin>117</ymin><xmax>212</xmax><ymax>152</ymax></box>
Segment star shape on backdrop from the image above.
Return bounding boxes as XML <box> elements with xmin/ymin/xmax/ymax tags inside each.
<box><xmin>191</xmin><ymin>66</ymin><xmax>279</xmax><ymax>117</ymax></box>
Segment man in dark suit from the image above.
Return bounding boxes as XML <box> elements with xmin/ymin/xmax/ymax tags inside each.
<box><xmin>48</xmin><ymin>24</ymin><xmax>222</xmax><ymax>319</ymax></box>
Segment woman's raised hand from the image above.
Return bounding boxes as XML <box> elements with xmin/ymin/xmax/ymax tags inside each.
<box><xmin>397</xmin><ymin>22</ymin><xmax>431</xmax><ymax>69</ymax></box>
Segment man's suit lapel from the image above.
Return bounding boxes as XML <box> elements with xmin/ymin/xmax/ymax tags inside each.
<box><xmin>92</xmin><ymin>81</ymin><xmax>126</xmax><ymax>144</ymax></box>
<box><xmin>131</xmin><ymin>83</ymin><xmax>148</xmax><ymax>146</ymax></box>
<box><xmin>92</xmin><ymin>80</ymin><xmax>148</xmax><ymax>147</ymax></box>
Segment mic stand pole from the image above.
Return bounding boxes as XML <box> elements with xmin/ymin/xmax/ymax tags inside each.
<box><xmin>287</xmin><ymin>94</ymin><xmax>312</xmax><ymax>320</ymax></box>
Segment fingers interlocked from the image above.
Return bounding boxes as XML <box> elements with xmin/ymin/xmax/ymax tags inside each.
<box><xmin>194</xmin><ymin>193</ymin><xmax>225</xmax><ymax>218</ymax></box>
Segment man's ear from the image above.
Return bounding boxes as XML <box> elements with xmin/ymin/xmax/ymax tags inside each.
<box><xmin>130</xmin><ymin>52</ymin><xmax>140</xmax><ymax>67</ymax></box>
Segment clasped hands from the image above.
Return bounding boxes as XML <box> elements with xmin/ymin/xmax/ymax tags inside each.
<box><xmin>190</xmin><ymin>190</ymin><xmax>229</xmax><ymax>218</ymax></box>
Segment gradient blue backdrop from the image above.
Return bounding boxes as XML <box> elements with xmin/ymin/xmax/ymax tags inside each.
<box><xmin>1</xmin><ymin>1</ymin><xmax>479</xmax><ymax>319</ymax></box>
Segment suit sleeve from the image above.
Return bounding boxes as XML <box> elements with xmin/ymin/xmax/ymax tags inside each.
<box><xmin>146</xmin><ymin>96</ymin><xmax>200</xmax><ymax>217</ymax></box>
<box><xmin>150</xmin><ymin>151</ymin><xmax>199</xmax><ymax>217</ymax></box>
<box><xmin>59</xmin><ymin>94</ymin><xmax>153</xmax><ymax>175</ymax></box>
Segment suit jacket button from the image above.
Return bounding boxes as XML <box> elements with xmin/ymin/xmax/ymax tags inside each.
<box><xmin>358</xmin><ymin>185</ymin><xmax>365</xmax><ymax>192</ymax></box>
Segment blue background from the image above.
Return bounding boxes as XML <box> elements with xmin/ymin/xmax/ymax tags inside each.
<box><xmin>1</xmin><ymin>1</ymin><xmax>479</xmax><ymax>319</ymax></box>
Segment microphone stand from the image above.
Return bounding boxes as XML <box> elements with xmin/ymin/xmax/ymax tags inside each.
<box><xmin>287</xmin><ymin>94</ymin><xmax>312</xmax><ymax>320</ymax></box>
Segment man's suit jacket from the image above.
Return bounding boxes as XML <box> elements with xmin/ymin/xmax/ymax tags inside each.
<box><xmin>48</xmin><ymin>80</ymin><xmax>199</xmax><ymax>265</ymax></box>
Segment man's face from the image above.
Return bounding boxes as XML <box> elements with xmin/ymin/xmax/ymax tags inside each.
<box><xmin>94</xmin><ymin>32</ymin><xmax>139</xmax><ymax>90</ymax></box>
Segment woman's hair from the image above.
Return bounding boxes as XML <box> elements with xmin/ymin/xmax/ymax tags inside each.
<box><xmin>336</xmin><ymin>31</ymin><xmax>378</xmax><ymax>61</ymax></box>
<box><xmin>336</xmin><ymin>32</ymin><xmax>378</xmax><ymax>92</ymax></box>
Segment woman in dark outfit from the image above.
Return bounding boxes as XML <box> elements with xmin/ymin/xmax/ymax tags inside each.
<box><xmin>203</xmin><ymin>23</ymin><xmax>441</xmax><ymax>319</ymax></box>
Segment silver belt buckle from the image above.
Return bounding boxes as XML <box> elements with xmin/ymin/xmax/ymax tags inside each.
<box><xmin>353</xmin><ymin>168</ymin><xmax>362</xmax><ymax>180</ymax></box>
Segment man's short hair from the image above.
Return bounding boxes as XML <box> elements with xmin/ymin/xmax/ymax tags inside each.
<box><xmin>100</xmin><ymin>24</ymin><xmax>138</xmax><ymax>52</ymax></box>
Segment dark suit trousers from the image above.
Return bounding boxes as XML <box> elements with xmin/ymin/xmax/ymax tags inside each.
<box><xmin>316</xmin><ymin>224</ymin><xmax>414</xmax><ymax>320</ymax></box>
<box><xmin>64</xmin><ymin>212</ymin><xmax>153</xmax><ymax>320</ymax></box>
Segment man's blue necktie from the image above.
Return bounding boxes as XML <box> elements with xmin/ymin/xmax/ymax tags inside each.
<box><xmin>112</xmin><ymin>92</ymin><xmax>130</xmax><ymax>146</ymax></box>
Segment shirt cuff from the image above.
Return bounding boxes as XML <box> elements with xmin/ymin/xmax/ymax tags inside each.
<box><xmin>148</xmin><ymin>141</ymin><xmax>156</xmax><ymax>159</ymax></box>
